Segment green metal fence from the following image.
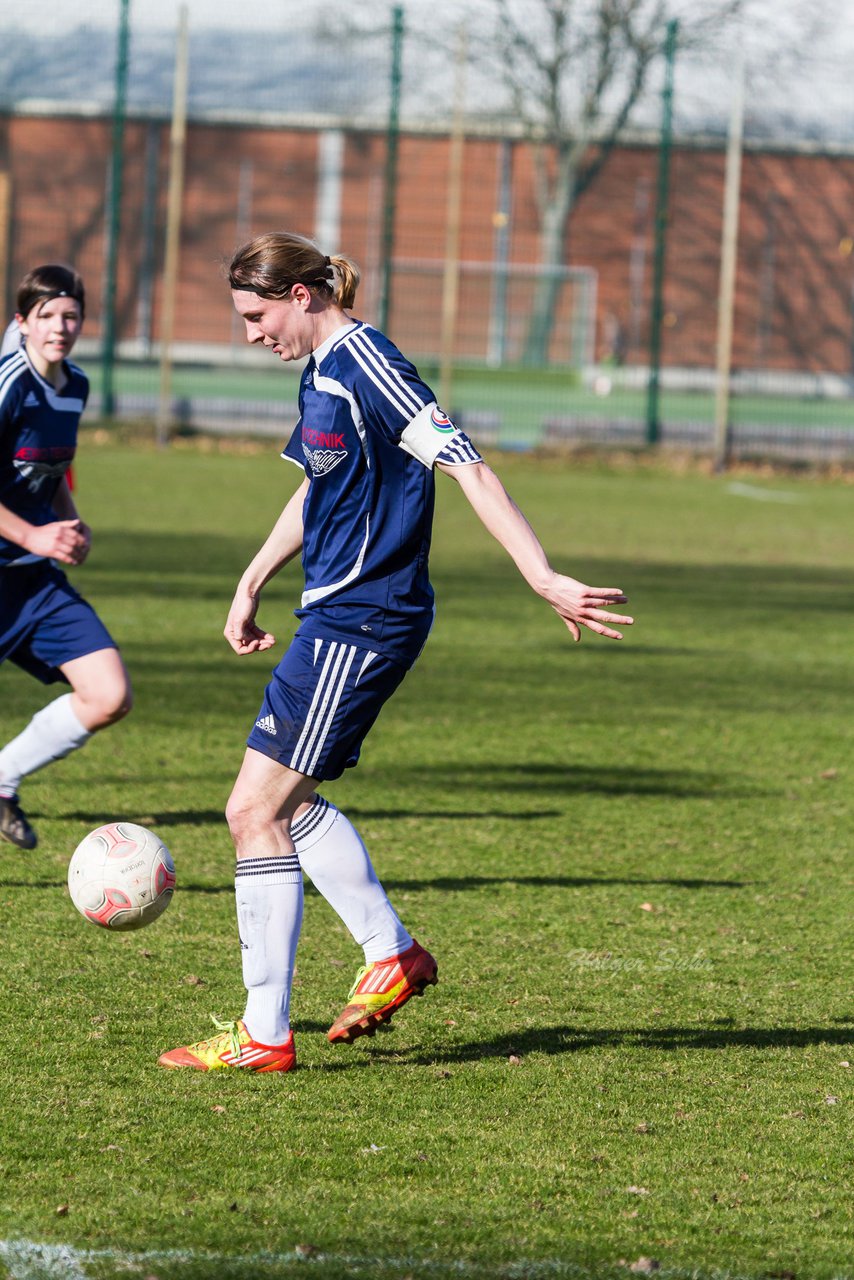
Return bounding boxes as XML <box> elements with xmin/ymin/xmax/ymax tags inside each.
<box><xmin>2</xmin><ymin>2</ymin><xmax>853</xmax><ymax>463</ymax></box>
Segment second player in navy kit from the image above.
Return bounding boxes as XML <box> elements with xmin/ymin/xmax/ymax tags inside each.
<box><xmin>0</xmin><ymin>265</ymin><xmax>132</xmax><ymax>851</ymax></box>
<box><xmin>160</xmin><ymin>232</ymin><xmax>632</xmax><ymax>1073</ymax></box>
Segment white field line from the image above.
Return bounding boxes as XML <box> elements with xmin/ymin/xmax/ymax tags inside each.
<box><xmin>725</xmin><ymin>482</ymin><xmax>805</xmax><ymax>504</ymax></box>
<box><xmin>0</xmin><ymin>1238</ymin><xmax>814</xmax><ymax>1280</ymax></box>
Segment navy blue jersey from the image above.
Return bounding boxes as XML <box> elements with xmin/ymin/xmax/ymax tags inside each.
<box><xmin>0</xmin><ymin>348</ymin><xmax>88</xmax><ymax>567</ymax></box>
<box><xmin>282</xmin><ymin>321</ymin><xmax>481</xmax><ymax>665</ymax></box>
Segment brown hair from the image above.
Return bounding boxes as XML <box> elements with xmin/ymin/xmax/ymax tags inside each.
<box><xmin>228</xmin><ymin>232</ymin><xmax>360</xmax><ymax>311</ymax></box>
<box><xmin>16</xmin><ymin>264</ymin><xmax>85</xmax><ymax>320</ymax></box>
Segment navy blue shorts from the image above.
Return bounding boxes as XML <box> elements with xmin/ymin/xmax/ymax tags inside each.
<box><xmin>0</xmin><ymin>561</ymin><xmax>117</xmax><ymax>685</ymax></box>
<box><xmin>246</xmin><ymin>631</ymin><xmax>408</xmax><ymax>781</ymax></box>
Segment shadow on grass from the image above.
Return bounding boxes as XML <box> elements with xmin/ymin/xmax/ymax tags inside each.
<box><xmin>382</xmin><ymin>874</ymin><xmax>751</xmax><ymax>891</ymax></box>
<box><xmin>54</xmin><ymin>810</ymin><xmax>228</xmax><ymax>827</ymax></box>
<box><xmin>350</xmin><ymin>763</ymin><xmax>771</xmax><ymax>801</ymax></box>
<box><xmin>0</xmin><ymin>873</ymin><xmax>751</xmax><ymax>893</ymax></box>
<box><xmin>375</xmin><ymin>1021</ymin><xmax>854</xmax><ymax>1063</ymax></box>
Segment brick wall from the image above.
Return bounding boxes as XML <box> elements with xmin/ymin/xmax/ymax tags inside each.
<box><xmin>2</xmin><ymin>109</ymin><xmax>852</xmax><ymax>374</ymax></box>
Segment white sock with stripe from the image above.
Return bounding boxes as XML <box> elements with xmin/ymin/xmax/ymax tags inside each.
<box><xmin>0</xmin><ymin>694</ymin><xmax>91</xmax><ymax>798</ymax></box>
<box><xmin>235</xmin><ymin>853</ymin><xmax>303</xmax><ymax>1045</ymax></box>
<box><xmin>292</xmin><ymin>796</ymin><xmax>412</xmax><ymax>965</ymax></box>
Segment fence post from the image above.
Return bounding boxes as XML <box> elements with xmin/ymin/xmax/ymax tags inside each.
<box><xmin>157</xmin><ymin>4</ymin><xmax>190</xmax><ymax>448</ymax></box>
<box><xmin>713</xmin><ymin>49</ymin><xmax>745</xmax><ymax>470</ymax></box>
<box><xmin>645</xmin><ymin>18</ymin><xmax>677</xmax><ymax>447</ymax></box>
<box><xmin>101</xmin><ymin>0</ymin><xmax>131</xmax><ymax>420</ymax></box>
<box><xmin>377</xmin><ymin>5</ymin><xmax>404</xmax><ymax>335</ymax></box>
<box><xmin>439</xmin><ymin>23</ymin><xmax>467</xmax><ymax>411</ymax></box>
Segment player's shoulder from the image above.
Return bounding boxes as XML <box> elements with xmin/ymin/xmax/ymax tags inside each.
<box><xmin>65</xmin><ymin>360</ymin><xmax>89</xmax><ymax>393</ymax></box>
<box><xmin>323</xmin><ymin>321</ymin><xmax>413</xmax><ymax>377</ymax></box>
<box><xmin>0</xmin><ymin>349</ymin><xmax>30</xmax><ymax>408</ymax></box>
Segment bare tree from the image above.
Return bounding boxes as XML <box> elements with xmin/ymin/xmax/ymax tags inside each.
<box><xmin>436</xmin><ymin>0</ymin><xmax>742</xmax><ymax>363</ymax></box>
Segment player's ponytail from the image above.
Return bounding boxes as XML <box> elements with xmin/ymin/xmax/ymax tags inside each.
<box><xmin>328</xmin><ymin>254</ymin><xmax>360</xmax><ymax>311</ymax></box>
<box><xmin>229</xmin><ymin>233</ymin><xmax>360</xmax><ymax>311</ymax></box>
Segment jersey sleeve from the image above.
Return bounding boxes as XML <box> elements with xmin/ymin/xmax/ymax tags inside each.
<box><xmin>433</xmin><ymin>428</ymin><xmax>483</xmax><ymax>467</ymax></box>
<box><xmin>0</xmin><ymin>359</ymin><xmax>25</xmax><ymax>440</ymax></box>
<box><xmin>281</xmin><ymin>420</ymin><xmax>306</xmax><ymax>471</ymax></box>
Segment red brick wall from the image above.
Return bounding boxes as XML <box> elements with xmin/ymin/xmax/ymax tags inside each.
<box><xmin>3</xmin><ymin>110</ymin><xmax>853</xmax><ymax>374</ymax></box>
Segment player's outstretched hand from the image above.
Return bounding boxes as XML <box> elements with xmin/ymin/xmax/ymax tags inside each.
<box><xmin>26</xmin><ymin>518</ymin><xmax>89</xmax><ymax>566</ymax></box>
<box><xmin>543</xmin><ymin>574</ymin><xmax>633</xmax><ymax>642</ymax></box>
<box><xmin>224</xmin><ymin>587</ymin><xmax>276</xmax><ymax>656</ymax></box>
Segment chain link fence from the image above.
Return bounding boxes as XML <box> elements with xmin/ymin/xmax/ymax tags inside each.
<box><xmin>2</xmin><ymin>1</ymin><xmax>853</xmax><ymax>461</ymax></box>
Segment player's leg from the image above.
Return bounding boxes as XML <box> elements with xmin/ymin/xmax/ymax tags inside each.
<box><xmin>291</xmin><ymin>794</ymin><xmax>412</xmax><ymax>963</ymax></box>
<box><xmin>159</xmin><ymin>749</ymin><xmax>316</xmax><ymax>1073</ymax></box>
<box><xmin>61</xmin><ymin>646</ymin><xmax>133</xmax><ymax>730</ymax></box>
<box><xmin>0</xmin><ymin>562</ymin><xmax>130</xmax><ymax>851</ymax></box>
<box><xmin>289</xmin><ymin>795</ymin><xmax>438</xmax><ymax>1042</ymax></box>
<box><xmin>228</xmin><ymin>747</ymin><xmax>317</xmax><ymax>1049</ymax></box>
<box><xmin>0</xmin><ymin>647</ymin><xmax>131</xmax><ymax>850</ymax></box>
<box><xmin>271</xmin><ymin>641</ymin><xmax>437</xmax><ymax>1043</ymax></box>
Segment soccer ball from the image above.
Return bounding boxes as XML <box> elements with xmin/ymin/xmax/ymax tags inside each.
<box><xmin>68</xmin><ymin>822</ymin><xmax>176</xmax><ymax>931</ymax></box>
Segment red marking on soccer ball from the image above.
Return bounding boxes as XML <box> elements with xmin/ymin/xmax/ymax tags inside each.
<box><xmin>85</xmin><ymin>886</ymin><xmax>133</xmax><ymax>928</ymax></box>
<box><xmin>68</xmin><ymin>822</ymin><xmax>176</xmax><ymax>932</ymax></box>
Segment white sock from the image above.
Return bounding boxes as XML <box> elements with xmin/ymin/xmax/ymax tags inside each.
<box><xmin>236</xmin><ymin>853</ymin><xmax>303</xmax><ymax>1045</ymax></box>
<box><xmin>0</xmin><ymin>693</ymin><xmax>91</xmax><ymax>797</ymax></box>
<box><xmin>292</xmin><ymin>796</ymin><xmax>412</xmax><ymax>964</ymax></box>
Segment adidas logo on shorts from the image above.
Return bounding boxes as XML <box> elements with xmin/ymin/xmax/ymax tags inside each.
<box><xmin>255</xmin><ymin>714</ymin><xmax>277</xmax><ymax>736</ymax></box>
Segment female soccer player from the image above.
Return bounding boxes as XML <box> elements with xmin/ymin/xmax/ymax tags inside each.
<box><xmin>160</xmin><ymin>232</ymin><xmax>632</xmax><ymax>1073</ymax></box>
<box><xmin>0</xmin><ymin>265</ymin><xmax>132</xmax><ymax>850</ymax></box>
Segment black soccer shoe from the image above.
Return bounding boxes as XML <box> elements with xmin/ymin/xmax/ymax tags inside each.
<box><xmin>0</xmin><ymin>796</ymin><xmax>38</xmax><ymax>850</ymax></box>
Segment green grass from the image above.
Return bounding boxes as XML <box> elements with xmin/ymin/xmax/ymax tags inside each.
<box><xmin>87</xmin><ymin>358</ymin><xmax>854</xmax><ymax>444</ymax></box>
<box><xmin>0</xmin><ymin>446</ymin><xmax>852</xmax><ymax>1280</ymax></box>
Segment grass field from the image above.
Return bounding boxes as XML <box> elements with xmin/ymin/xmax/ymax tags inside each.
<box><xmin>1</xmin><ymin>444</ymin><xmax>852</xmax><ymax>1280</ymax></box>
<box><xmin>85</xmin><ymin>358</ymin><xmax>854</xmax><ymax>444</ymax></box>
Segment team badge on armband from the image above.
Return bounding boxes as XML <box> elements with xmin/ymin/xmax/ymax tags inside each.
<box><xmin>430</xmin><ymin>407</ymin><xmax>456</xmax><ymax>434</ymax></box>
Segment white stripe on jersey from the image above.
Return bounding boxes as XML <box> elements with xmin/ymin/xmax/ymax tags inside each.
<box><xmin>0</xmin><ymin>351</ymin><xmax>27</xmax><ymax>409</ymax></box>
<box><xmin>435</xmin><ymin>432</ymin><xmax>483</xmax><ymax>466</ymax></box>
<box><xmin>312</xmin><ymin>370</ymin><xmax>370</xmax><ymax>464</ymax></box>
<box><xmin>0</xmin><ymin>350</ymin><xmax>85</xmax><ymax>415</ymax></box>
<box><xmin>289</xmin><ymin>641</ymin><xmax>358</xmax><ymax>777</ymax></box>
<box><xmin>344</xmin><ymin>328</ymin><xmax>426</xmax><ymax>421</ymax></box>
<box><xmin>301</xmin><ymin>514</ymin><xmax>371</xmax><ymax>607</ymax></box>
<box><xmin>355</xmin><ymin>650</ymin><xmax>378</xmax><ymax>685</ymax></box>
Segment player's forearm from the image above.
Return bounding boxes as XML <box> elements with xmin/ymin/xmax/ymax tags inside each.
<box><xmin>0</xmin><ymin>500</ymin><xmax>36</xmax><ymax>550</ymax></box>
<box><xmin>239</xmin><ymin>481</ymin><xmax>307</xmax><ymax>594</ymax></box>
<box><xmin>446</xmin><ymin>462</ymin><xmax>555</xmax><ymax>595</ymax></box>
<box><xmin>51</xmin><ymin>478</ymin><xmax>80</xmax><ymax>521</ymax></box>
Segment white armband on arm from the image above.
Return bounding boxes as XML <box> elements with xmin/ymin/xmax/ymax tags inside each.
<box><xmin>399</xmin><ymin>402</ymin><xmax>483</xmax><ymax>468</ymax></box>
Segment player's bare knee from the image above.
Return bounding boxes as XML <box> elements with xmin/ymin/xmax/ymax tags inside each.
<box><xmin>91</xmin><ymin>682</ymin><xmax>133</xmax><ymax>728</ymax></box>
<box><xmin>225</xmin><ymin>794</ymin><xmax>259</xmax><ymax>846</ymax></box>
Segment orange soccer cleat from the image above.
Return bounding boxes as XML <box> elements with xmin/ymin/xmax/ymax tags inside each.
<box><xmin>158</xmin><ymin>1016</ymin><xmax>296</xmax><ymax>1073</ymax></box>
<box><xmin>328</xmin><ymin>939</ymin><xmax>438</xmax><ymax>1044</ymax></box>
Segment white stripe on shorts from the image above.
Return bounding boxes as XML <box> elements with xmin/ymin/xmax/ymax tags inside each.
<box><xmin>288</xmin><ymin>640</ymin><xmax>360</xmax><ymax>777</ymax></box>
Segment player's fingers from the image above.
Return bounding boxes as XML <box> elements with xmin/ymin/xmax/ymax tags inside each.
<box><xmin>583</xmin><ymin>619</ymin><xmax>625</xmax><ymax>639</ymax></box>
<box><xmin>588</xmin><ymin>609</ymin><xmax>634</xmax><ymax>625</ymax></box>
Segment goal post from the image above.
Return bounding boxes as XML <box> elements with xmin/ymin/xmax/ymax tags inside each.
<box><xmin>386</xmin><ymin>258</ymin><xmax>598</xmax><ymax>372</ymax></box>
